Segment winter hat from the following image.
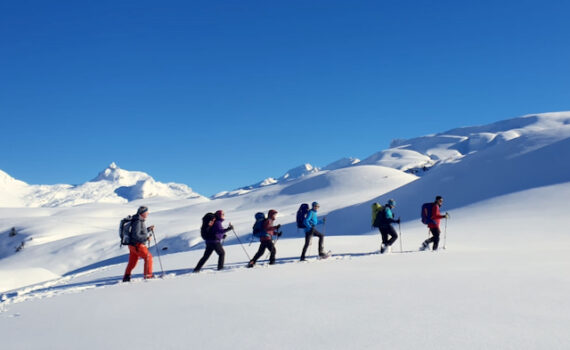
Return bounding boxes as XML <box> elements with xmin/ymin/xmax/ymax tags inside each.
<box><xmin>215</xmin><ymin>210</ymin><xmax>224</xmax><ymax>218</ymax></box>
<box><xmin>387</xmin><ymin>199</ymin><xmax>396</xmax><ymax>207</ymax></box>
<box><xmin>268</xmin><ymin>209</ymin><xmax>278</xmax><ymax>217</ymax></box>
<box><xmin>312</xmin><ymin>201</ymin><xmax>319</xmax><ymax>208</ymax></box>
<box><xmin>137</xmin><ymin>206</ymin><xmax>149</xmax><ymax>215</ymax></box>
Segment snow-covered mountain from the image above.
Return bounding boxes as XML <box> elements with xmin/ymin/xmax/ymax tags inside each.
<box><xmin>0</xmin><ymin>163</ymin><xmax>207</xmax><ymax>208</ymax></box>
<box><xmin>213</xmin><ymin>163</ymin><xmax>321</xmax><ymax>198</ymax></box>
<box><xmin>1</xmin><ymin>112</ymin><xmax>570</xmax><ymax>349</ymax></box>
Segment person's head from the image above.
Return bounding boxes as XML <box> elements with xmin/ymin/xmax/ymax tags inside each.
<box><xmin>137</xmin><ymin>206</ymin><xmax>149</xmax><ymax>219</ymax></box>
<box><xmin>386</xmin><ymin>199</ymin><xmax>396</xmax><ymax>208</ymax></box>
<box><xmin>268</xmin><ymin>209</ymin><xmax>278</xmax><ymax>219</ymax></box>
<box><xmin>215</xmin><ymin>210</ymin><xmax>225</xmax><ymax>219</ymax></box>
<box><xmin>312</xmin><ymin>202</ymin><xmax>320</xmax><ymax>211</ymax></box>
<box><xmin>435</xmin><ymin>196</ymin><xmax>443</xmax><ymax>206</ymax></box>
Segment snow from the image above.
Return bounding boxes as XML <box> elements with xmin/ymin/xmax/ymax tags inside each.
<box><xmin>1</xmin><ymin>111</ymin><xmax>570</xmax><ymax>349</ymax></box>
<box><xmin>0</xmin><ymin>163</ymin><xmax>206</xmax><ymax>208</ymax></box>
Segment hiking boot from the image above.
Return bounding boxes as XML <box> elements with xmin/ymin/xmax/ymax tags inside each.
<box><xmin>380</xmin><ymin>244</ymin><xmax>387</xmax><ymax>254</ymax></box>
<box><xmin>419</xmin><ymin>242</ymin><xmax>429</xmax><ymax>251</ymax></box>
<box><xmin>247</xmin><ymin>261</ymin><xmax>255</xmax><ymax>268</ymax></box>
<box><xmin>122</xmin><ymin>275</ymin><xmax>131</xmax><ymax>282</ymax></box>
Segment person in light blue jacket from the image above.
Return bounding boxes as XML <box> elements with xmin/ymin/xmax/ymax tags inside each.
<box><xmin>300</xmin><ymin>202</ymin><xmax>328</xmax><ymax>260</ymax></box>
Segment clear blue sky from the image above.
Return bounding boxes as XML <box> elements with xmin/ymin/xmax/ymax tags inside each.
<box><xmin>1</xmin><ymin>0</ymin><xmax>569</xmax><ymax>196</ymax></box>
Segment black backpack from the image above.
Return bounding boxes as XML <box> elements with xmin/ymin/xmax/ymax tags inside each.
<box><xmin>296</xmin><ymin>203</ymin><xmax>310</xmax><ymax>229</ymax></box>
<box><xmin>201</xmin><ymin>213</ymin><xmax>216</xmax><ymax>240</ymax></box>
<box><xmin>119</xmin><ymin>215</ymin><xmax>133</xmax><ymax>247</ymax></box>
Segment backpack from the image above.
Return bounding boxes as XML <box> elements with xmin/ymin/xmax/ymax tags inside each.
<box><xmin>119</xmin><ymin>215</ymin><xmax>133</xmax><ymax>246</ymax></box>
<box><xmin>421</xmin><ymin>202</ymin><xmax>433</xmax><ymax>225</ymax></box>
<box><xmin>371</xmin><ymin>203</ymin><xmax>384</xmax><ymax>227</ymax></box>
<box><xmin>373</xmin><ymin>206</ymin><xmax>387</xmax><ymax>228</ymax></box>
<box><xmin>201</xmin><ymin>212</ymin><xmax>216</xmax><ymax>240</ymax></box>
<box><xmin>296</xmin><ymin>203</ymin><xmax>310</xmax><ymax>229</ymax></box>
<box><xmin>252</xmin><ymin>212</ymin><xmax>266</xmax><ymax>238</ymax></box>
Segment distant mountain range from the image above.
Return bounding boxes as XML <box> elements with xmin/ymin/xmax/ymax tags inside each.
<box><xmin>2</xmin><ymin>112</ymin><xmax>569</xmax><ymax>207</ymax></box>
<box><xmin>0</xmin><ymin>162</ymin><xmax>205</xmax><ymax>207</ymax></box>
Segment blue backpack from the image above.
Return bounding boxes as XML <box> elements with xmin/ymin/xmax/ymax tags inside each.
<box><xmin>296</xmin><ymin>203</ymin><xmax>310</xmax><ymax>229</ymax></box>
<box><xmin>421</xmin><ymin>203</ymin><xmax>433</xmax><ymax>225</ymax></box>
<box><xmin>252</xmin><ymin>212</ymin><xmax>266</xmax><ymax>238</ymax></box>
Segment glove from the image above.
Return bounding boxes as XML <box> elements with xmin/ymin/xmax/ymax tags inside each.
<box><xmin>396</xmin><ymin>218</ymin><xmax>401</xmax><ymax>224</ymax></box>
<box><xmin>277</xmin><ymin>231</ymin><xmax>282</xmax><ymax>237</ymax></box>
<box><xmin>445</xmin><ymin>212</ymin><xmax>450</xmax><ymax>219</ymax></box>
<box><xmin>276</xmin><ymin>224</ymin><xmax>281</xmax><ymax>230</ymax></box>
<box><xmin>323</xmin><ymin>217</ymin><xmax>327</xmax><ymax>223</ymax></box>
<box><xmin>228</xmin><ymin>224</ymin><xmax>234</xmax><ymax>231</ymax></box>
<box><xmin>223</xmin><ymin>234</ymin><xmax>227</xmax><ymax>239</ymax></box>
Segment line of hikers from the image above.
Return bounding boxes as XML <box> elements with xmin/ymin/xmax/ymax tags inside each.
<box><xmin>120</xmin><ymin>196</ymin><xmax>449</xmax><ymax>281</ymax></box>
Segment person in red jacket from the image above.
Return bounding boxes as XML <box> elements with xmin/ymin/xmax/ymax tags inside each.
<box><xmin>420</xmin><ymin>196</ymin><xmax>449</xmax><ymax>251</ymax></box>
<box><xmin>248</xmin><ymin>209</ymin><xmax>281</xmax><ymax>267</ymax></box>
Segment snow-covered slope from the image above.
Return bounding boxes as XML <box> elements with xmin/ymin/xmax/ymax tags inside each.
<box><xmin>0</xmin><ymin>163</ymin><xmax>207</xmax><ymax>208</ymax></box>
<box><xmin>1</xmin><ymin>182</ymin><xmax>569</xmax><ymax>350</ymax></box>
<box><xmin>1</xmin><ymin>112</ymin><xmax>570</xmax><ymax>350</ymax></box>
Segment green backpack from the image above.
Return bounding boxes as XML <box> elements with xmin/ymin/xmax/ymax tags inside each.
<box><xmin>371</xmin><ymin>203</ymin><xmax>384</xmax><ymax>228</ymax></box>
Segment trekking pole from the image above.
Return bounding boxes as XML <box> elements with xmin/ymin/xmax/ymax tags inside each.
<box><xmin>151</xmin><ymin>229</ymin><xmax>165</xmax><ymax>277</ymax></box>
<box><xmin>443</xmin><ymin>222</ymin><xmax>447</xmax><ymax>249</ymax></box>
<box><xmin>232</xmin><ymin>228</ymin><xmax>252</xmax><ymax>261</ymax></box>
<box><xmin>398</xmin><ymin>222</ymin><xmax>403</xmax><ymax>253</ymax></box>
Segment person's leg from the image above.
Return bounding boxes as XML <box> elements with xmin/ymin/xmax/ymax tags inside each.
<box><xmin>268</xmin><ymin>241</ymin><xmax>276</xmax><ymax>264</ymax></box>
<box><xmin>430</xmin><ymin>228</ymin><xmax>441</xmax><ymax>250</ymax></box>
<box><xmin>136</xmin><ymin>244</ymin><xmax>153</xmax><ymax>278</ymax></box>
<box><xmin>386</xmin><ymin>225</ymin><xmax>398</xmax><ymax>246</ymax></box>
<box><xmin>249</xmin><ymin>242</ymin><xmax>267</xmax><ymax>266</ymax></box>
<box><xmin>214</xmin><ymin>242</ymin><xmax>225</xmax><ymax>270</ymax></box>
<box><xmin>123</xmin><ymin>245</ymin><xmax>139</xmax><ymax>281</ymax></box>
<box><xmin>311</xmin><ymin>229</ymin><xmax>325</xmax><ymax>256</ymax></box>
<box><xmin>300</xmin><ymin>232</ymin><xmax>313</xmax><ymax>260</ymax></box>
<box><xmin>194</xmin><ymin>243</ymin><xmax>215</xmax><ymax>272</ymax></box>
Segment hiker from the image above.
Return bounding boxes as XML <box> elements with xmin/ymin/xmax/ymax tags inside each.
<box><xmin>376</xmin><ymin>199</ymin><xmax>400</xmax><ymax>254</ymax></box>
<box><xmin>123</xmin><ymin>206</ymin><xmax>155</xmax><ymax>282</ymax></box>
<box><xmin>420</xmin><ymin>196</ymin><xmax>449</xmax><ymax>251</ymax></box>
<box><xmin>300</xmin><ymin>202</ymin><xmax>328</xmax><ymax>260</ymax></box>
<box><xmin>248</xmin><ymin>209</ymin><xmax>281</xmax><ymax>267</ymax></box>
<box><xmin>194</xmin><ymin>210</ymin><xmax>233</xmax><ymax>272</ymax></box>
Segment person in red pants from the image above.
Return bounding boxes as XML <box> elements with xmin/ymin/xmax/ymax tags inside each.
<box><xmin>123</xmin><ymin>206</ymin><xmax>155</xmax><ymax>281</ymax></box>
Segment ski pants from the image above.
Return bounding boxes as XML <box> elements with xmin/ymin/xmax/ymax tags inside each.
<box><xmin>425</xmin><ymin>227</ymin><xmax>441</xmax><ymax>250</ymax></box>
<box><xmin>301</xmin><ymin>227</ymin><xmax>324</xmax><ymax>259</ymax></box>
<box><xmin>194</xmin><ymin>242</ymin><xmax>225</xmax><ymax>271</ymax></box>
<box><xmin>379</xmin><ymin>225</ymin><xmax>398</xmax><ymax>246</ymax></box>
<box><xmin>124</xmin><ymin>243</ymin><xmax>153</xmax><ymax>279</ymax></box>
<box><xmin>251</xmin><ymin>239</ymin><xmax>276</xmax><ymax>264</ymax></box>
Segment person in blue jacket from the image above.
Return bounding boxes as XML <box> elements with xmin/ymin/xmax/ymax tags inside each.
<box><xmin>377</xmin><ymin>199</ymin><xmax>400</xmax><ymax>254</ymax></box>
<box><xmin>300</xmin><ymin>202</ymin><xmax>328</xmax><ymax>260</ymax></box>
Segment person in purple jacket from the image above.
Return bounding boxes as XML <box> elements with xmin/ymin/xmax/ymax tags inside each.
<box><xmin>194</xmin><ymin>210</ymin><xmax>234</xmax><ymax>272</ymax></box>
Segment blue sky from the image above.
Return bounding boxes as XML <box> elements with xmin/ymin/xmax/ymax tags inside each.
<box><xmin>1</xmin><ymin>0</ymin><xmax>569</xmax><ymax>196</ymax></box>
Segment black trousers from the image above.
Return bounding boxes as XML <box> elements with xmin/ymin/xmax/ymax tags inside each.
<box><xmin>194</xmin><ymin>242</ymin><xmax>225</xmax><ymax>271</ymax></box>
<box><xmin>301</xmin><ymin>228</ymin><xmax>324</xmax><ymax>259</ymax></box>
<box><xmin>424</xmin><ymin>227</ymin><xmax>441</xmax><ymax>250</ymax></box>
<box><xmin>379</xmin><ymin>225</ymin><xmax>398</xmax><ymax>246</ymax></box>
<box><xmin>251</xmin><ymin>240</ymin><xmax>276</xmax><ymax>264</ymax></box>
